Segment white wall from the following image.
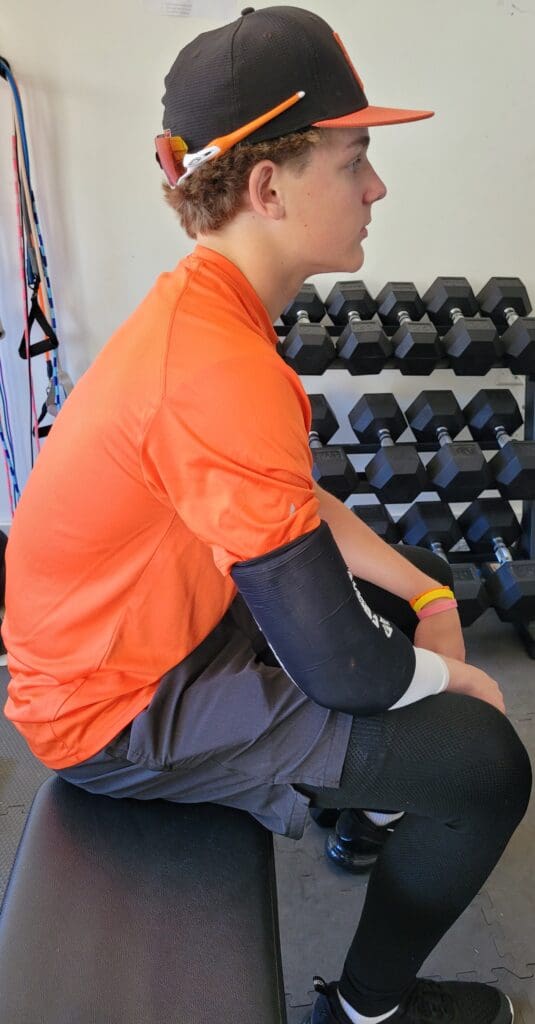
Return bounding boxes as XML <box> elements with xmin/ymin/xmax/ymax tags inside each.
<box><xmin>1</xmin><ymin>0</ymin><xmax>534</xmax><ymax>529</ymax></box>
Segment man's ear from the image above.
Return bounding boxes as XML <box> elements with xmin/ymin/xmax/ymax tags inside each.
<box><xmin>247</xmin><ymin>161</ymin><xmax>286</xmax><ymax>220</ymax></box>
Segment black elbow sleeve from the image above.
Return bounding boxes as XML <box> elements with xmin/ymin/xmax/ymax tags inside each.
<box><xmin>231</xmin><ymin>522</ymin><xmax>416</xmax><ymax>715</ymax></box>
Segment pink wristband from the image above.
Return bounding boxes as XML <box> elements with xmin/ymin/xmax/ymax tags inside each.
<box><xmin>416</xmin><ymin>598</ymin><xmax>458</xmax><ymax>620</ymax></box>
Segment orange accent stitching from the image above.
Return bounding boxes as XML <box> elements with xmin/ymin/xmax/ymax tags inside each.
<box><xmin>333</xmin><ymin>32</ymin><xmax>365</xmax><ymax>93</ymax></box>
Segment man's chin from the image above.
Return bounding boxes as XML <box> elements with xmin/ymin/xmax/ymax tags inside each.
<box><xmin>308</xmin><ymin>248</ymin><xmax>365</xmax><ymax>276</ymax></box>
<box><xmin>346</xmin><ymin>248</ymin><xmax>365</xmax><ymax>273</ymax></box>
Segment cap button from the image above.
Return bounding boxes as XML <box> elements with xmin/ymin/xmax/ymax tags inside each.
<box><xmin>241</xmin><ymin>7</ymin><xmax>255</xmax><ymax>14</ymax></box>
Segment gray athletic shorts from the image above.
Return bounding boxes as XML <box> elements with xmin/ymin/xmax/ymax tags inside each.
<box><xmin>56</xmin><ymin>594</ymin><xmax>353</xmax><ymax>839</ymax></box>
<box><xmin>56</xmin><ymin>547</ymin><xmax>451</xmax><ymax>839</ymax></box>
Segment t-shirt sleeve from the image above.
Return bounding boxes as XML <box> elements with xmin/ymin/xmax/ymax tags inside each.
<box><xmin>140</xmin><ymin>355</ymin><xmax>321</xmax><ymax>575</ymax></box>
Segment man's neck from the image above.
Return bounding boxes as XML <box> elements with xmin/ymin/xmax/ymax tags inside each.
<box><xmin>195</xmin><ymin>230</ymin><xmax>305</xmax><ymax>323</ymax></box>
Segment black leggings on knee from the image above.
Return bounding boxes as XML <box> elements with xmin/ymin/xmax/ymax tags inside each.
<box><xmin>297</xmin><ymin>547</ymin><xmax>532</xmax><ymax>1015</ymax></box>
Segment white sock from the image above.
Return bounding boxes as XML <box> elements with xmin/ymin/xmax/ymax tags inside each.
<box><xmin>338</xmin><ymin>988</ymin><xmax>399</xmax><ymax>1023</ymax></box>
<box><xmin>363</xmin><ymin>810</ymin><xmax>405</xmax><ymax>827</ymax></box>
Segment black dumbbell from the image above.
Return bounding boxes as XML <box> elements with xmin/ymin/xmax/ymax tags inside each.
<box><xmin>477</xmin><ymin>277</ymin><xmax>535</xmax><ymax>375</ymax></box>
<box><xmin>349</xmin><ymin>393</ymin><xmax>428</xmax><ymax>502</ymax></box>
<box><xmin>422</xmin><ymin>276</ymin><xmax>501</xmax><ymax>375</ymax></box>
<box><xmin>397</xmin><ymin>501</ymin><xmax>489</xmax><ymax>626</ymax></box>
<box><xmin>350</xmin><ymin>501</ymin><xmax>400</xmax><ymax>543</ymax></box>
<box><xmin>280</xmin><ymin>285</ymin><xmax>336</xmax><ymax>374</ymax></box>
<box><xmin>309</xmin><ymin>394</ymin><xmax>360</xmax><ymax>499</ymax></box>
<box><xmin>325</xmin><ymin>281</ymin><xmax>393</xmax><ymax>374</ymax></box>
<box><xmin>463</xmin><ymin>389</ymin><xmax>535</xmax><ymax>499</ymax></box>
<box><xmin>375</xmin><ymin>282</ymin><xmax>441</xmax><ymax>375</ymax></box>
<box><xmin>459</xmin><ymin>498</ymin><xmax>535</xmax><ymax>623</ymax></box>
<box><xmin>405</xmin><ymin>390</ymin><xmax>492</xmax><ymax>501</ymax></box>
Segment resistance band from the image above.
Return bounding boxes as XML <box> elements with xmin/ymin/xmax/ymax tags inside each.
<box><xmin>0</xmin><ymin>56</ymin><xmax>73</xmax><ymax>510</ymax></box>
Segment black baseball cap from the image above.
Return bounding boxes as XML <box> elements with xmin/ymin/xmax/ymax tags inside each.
<box><xmin>155</xmin><ymin>5</ymin><xmax>434</xmax><ymax>186</ymax></box>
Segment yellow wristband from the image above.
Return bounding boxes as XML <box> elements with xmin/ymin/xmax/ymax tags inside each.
<box><xmin>410</xmin><ymin>586</ymin><xmax>455</xmax><ymax>614</ymax></box>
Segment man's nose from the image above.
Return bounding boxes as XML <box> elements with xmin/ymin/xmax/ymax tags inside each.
<box><xmin>367</xmin><ymin>164</ymin><xmax>387</xmax><ymax>203</ymax></box>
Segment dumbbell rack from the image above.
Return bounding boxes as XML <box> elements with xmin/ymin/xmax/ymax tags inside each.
<box><xmin>275</xmin><ymin>321</ymin><xmax>535</xmax><ymax>658</ymax></box>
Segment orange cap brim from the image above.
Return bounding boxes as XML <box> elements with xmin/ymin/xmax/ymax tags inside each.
<box><xmin>313</xmin><ymin>106</ymin><xmax>434</xmax><ymax>129</ymax></box>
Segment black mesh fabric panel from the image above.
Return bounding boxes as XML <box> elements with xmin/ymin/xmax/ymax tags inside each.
<box><xmin>162</xmin><ymin>6</ymin><xmax>367</xmax><ymax>150</ymax></box>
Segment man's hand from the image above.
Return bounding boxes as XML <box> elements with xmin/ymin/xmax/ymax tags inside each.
<box><xmin>414</xmin><ymin>608</ymin><xmax>466</xmax><ymax>662</ymax></box>
<box><xmin>442</xmin><ymin>656</ymin><xmax>506</xmax><ymax>714</ymax></box>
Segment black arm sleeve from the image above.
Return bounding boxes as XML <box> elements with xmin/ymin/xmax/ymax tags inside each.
<box><xmin>231</xmin><ymin>521</ymin><xmax>416</xmax><ymax>715</ymax></box>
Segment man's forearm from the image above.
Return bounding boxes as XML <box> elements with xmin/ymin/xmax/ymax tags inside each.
<box><xmin>313</xmin><ymin>483</ymin><xmax>442</xmax><ymax>601</ymax></box>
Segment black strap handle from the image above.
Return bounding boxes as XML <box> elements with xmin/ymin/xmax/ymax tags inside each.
<box><xmin>19</xmin><ymin>285</ymin><xmax>59</xmax><ymax>359</ymax></box>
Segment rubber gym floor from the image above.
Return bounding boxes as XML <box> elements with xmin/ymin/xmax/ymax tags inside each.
<box><xmin>1</xmin><ymin>612</ymin><xmax>533</xmax><ymax>1023</ymax></box>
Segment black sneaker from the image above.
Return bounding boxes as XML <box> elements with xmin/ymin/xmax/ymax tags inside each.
<box><xmin>301</xmin><ymin>975</ymin><xmax>514</xmax><ymax>1024</ymax></box>
<box><xmin>325</xmin><ymin>809</ymin><xmax>402</xmax><ymax>874</ymax></box>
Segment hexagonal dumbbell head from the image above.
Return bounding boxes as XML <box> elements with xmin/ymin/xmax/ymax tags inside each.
<box><xmin>349</xmin><ymin>393</ymin><xmax>428</xmax><ymax>502</ymax></box>
<box><xmin>376</xmin><ymin>282</ymin><xmax>440</xmax><ymax>375</ymax></box>
<box><xmin>398</xmin><ymin>501</ymin><xmax>461</xmax><ymax>551</ymax></box>
<box><xmin>326</xmin><ymin>280</ymin><xmax>376</xmax><ymax>324</ymax></box>
<box><xmin>485</xmin><ymin>560</ymin><xmax>535</xmax><ymax>623</ymax></box>
<box><xmin>423</xmin><ymin>277</ymin><xmax>479</xmax><ymax>325</ymax></box>
<box><xmin>458</xmin><ymin>498</ymin><xmax>521</xmax><ymax>553</ymax></box>
<box><xmin>477</xmin><ymin>277</ymin><xmax>535</xmax><ymax>375</ymax></box>
<box><xmin>463</xmin><ymin>389</ymin><xmax>523</xmax><ymax>441</ymax></box>
<box><xmin>308</xmin><ymin>394</ymin><xmax>339</xmax><ymax>445</ymax></box>
<box><xmin>458</xmin><ymin>498</ymin><xmax>535</xmax><ymax>622</ymax></box>
<box><xmin>463</xmin><ymin>389</ymin><xmax>535</xmax><ymax>499</ymax></box>
<box><xmin>349</xmin><ymin>392</ymin><xmax>407</xmax><ymax>443</ymax></box>
<box><xmin>406</xmin><ymin>390</ymin><xmax>465</xmax><ymax>441</ymax></box>
<box><xmin>376</xmin><ymin>282</ymin><xmax>426</xmax><ymax>323</ymax></box>
<box><xmin>308</xmin><ymin>439</ymin><xmax>360</xmax><ymax>499</ymax></box>
<box><xmin>309</xmin><ymin>396</ymin><xmax>359</xmax><ymax>499</ymax></box>
<box><xmin>449</xmin><ymin>563</ymin><xmax>490</xmax><ymax>626</ymax></box>
<box><xmin>351</xmin><ymin>502</ymin><xmax>400</xmax><ymax>543</ymax></box>
<box><xmin>422</xmin><ymin>277</ymin><xmax>501</xmax><ymax>376</ymax></box>
<box><xmin>280</xmin><ymin>284</ymin><xmax>335</xmax><ymax>374</ymax></box>
<box><xmin>477</xmin><ymin>277</ymin><xmax>532</xmax><ymax>321</ymax></box>
<box><xmin>281</xmin><ymin>283</ymin><xmax>325</xmax><ymax>324</ymax></box>
<box><xmin>325</xmin><ymin>281</ymin><xmax>392</xmax><ymax>375</ymax></box>
<box><xmin>489</xmin><ymin>442</ymin><xmax>535</xmax><ymax>499</ymax></box>
<box><xmin>406</xmin><ymin>390</ymin><xmax>492</xmax><ymax>501</ymax></box>
<box><xmin>397</xmin><ymin>502</ymin><xmax>489</xmax><ymax>626</ymax></box>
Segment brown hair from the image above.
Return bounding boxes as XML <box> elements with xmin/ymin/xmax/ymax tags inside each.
<box><xmin>161</xmin><ymin>128</ymin><xmax>326</xmax><ymax>238</ymax></box>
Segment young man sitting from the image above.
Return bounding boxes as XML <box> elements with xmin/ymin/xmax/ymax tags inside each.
<box><xmin>3</xmin><ymin>7</ymin><xmax>531</xmax><ymax>1023</ymax></box>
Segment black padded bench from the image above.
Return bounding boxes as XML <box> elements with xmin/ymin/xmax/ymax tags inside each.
<box><xmin>0</xmin><ymin>776</ymin><xmax>287</xmax><ymax>1023</ymax></box>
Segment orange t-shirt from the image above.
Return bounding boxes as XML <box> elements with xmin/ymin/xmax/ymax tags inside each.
<box><xmin>3</xmin><ymin>246</ymin><xmax>321</xmax><ymax>769</ymax></box>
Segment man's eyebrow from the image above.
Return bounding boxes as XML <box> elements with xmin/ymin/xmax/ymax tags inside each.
<box><xmin>345</xmin><ymin>135</ymin><xmax>370</xmax><ymax>150</ymax></box>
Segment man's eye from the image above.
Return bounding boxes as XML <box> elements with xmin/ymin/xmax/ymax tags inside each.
<box><xmin>349</xmin><ymin>157</ymin><xmax>362</xmax><ymax>171</ymax></box>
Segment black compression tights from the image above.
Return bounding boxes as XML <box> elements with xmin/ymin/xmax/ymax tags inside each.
<box><xmin>297</xmin><ymin>547</ymin><xmax>533</xmax><ymax>1016</ymax></box>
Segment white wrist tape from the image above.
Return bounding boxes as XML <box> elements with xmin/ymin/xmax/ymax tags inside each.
<box><xmin>388</xmin><ymin>647</ymin><xmax>449</xmax><ymax>710</ymax></box>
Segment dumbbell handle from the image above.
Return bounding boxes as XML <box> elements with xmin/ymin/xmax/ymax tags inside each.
<box><xmin>436</xmin><ymin>426</ymin><xmax>454</xmax><ymax>447</ymax></box>
<box><xmin>376</xmin><ymin>427</ymin><xmax>394</xmax><ymax>448</ymax></box>
<box><xmin>494</xmin><ymin>424</ymin><xmax>513</xmax><ymax>449</ymax></box>
<box><xmin>296</xmin><ymin>308</ymin><xmax>312</xmax><ymax>325</ymax></box>
<box><xmin>428</xmin><ymin>540</ymin><xmax>448</xmax><ymax>562</ymax></box>
<box><xmin>347</xmin><ymin>310</ymin><xmax>364</xmax><ymax>328</ymax></box>
<box><xmin>489</xmin><ymin>534</ymin><xmax>514</xmax><ymax>565</ymax></box>
<box><xmin>309</xmin><ymin>431</ymin><xmax>322</xmax><ymax>449</ymax></box>
<box><xmin>447</xmin><ymin>306</ymin><xmax>468</xmax><ymax>326</ymax></box>
<box><xmin>395</xmin><ymin>309</ymin><xmax>413</xmax><ymax>327</ymax></box>
<box><xmin>503</xmin><ymin>306</ymin><xmax>520</xmax><ymax>328</ymax></box>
